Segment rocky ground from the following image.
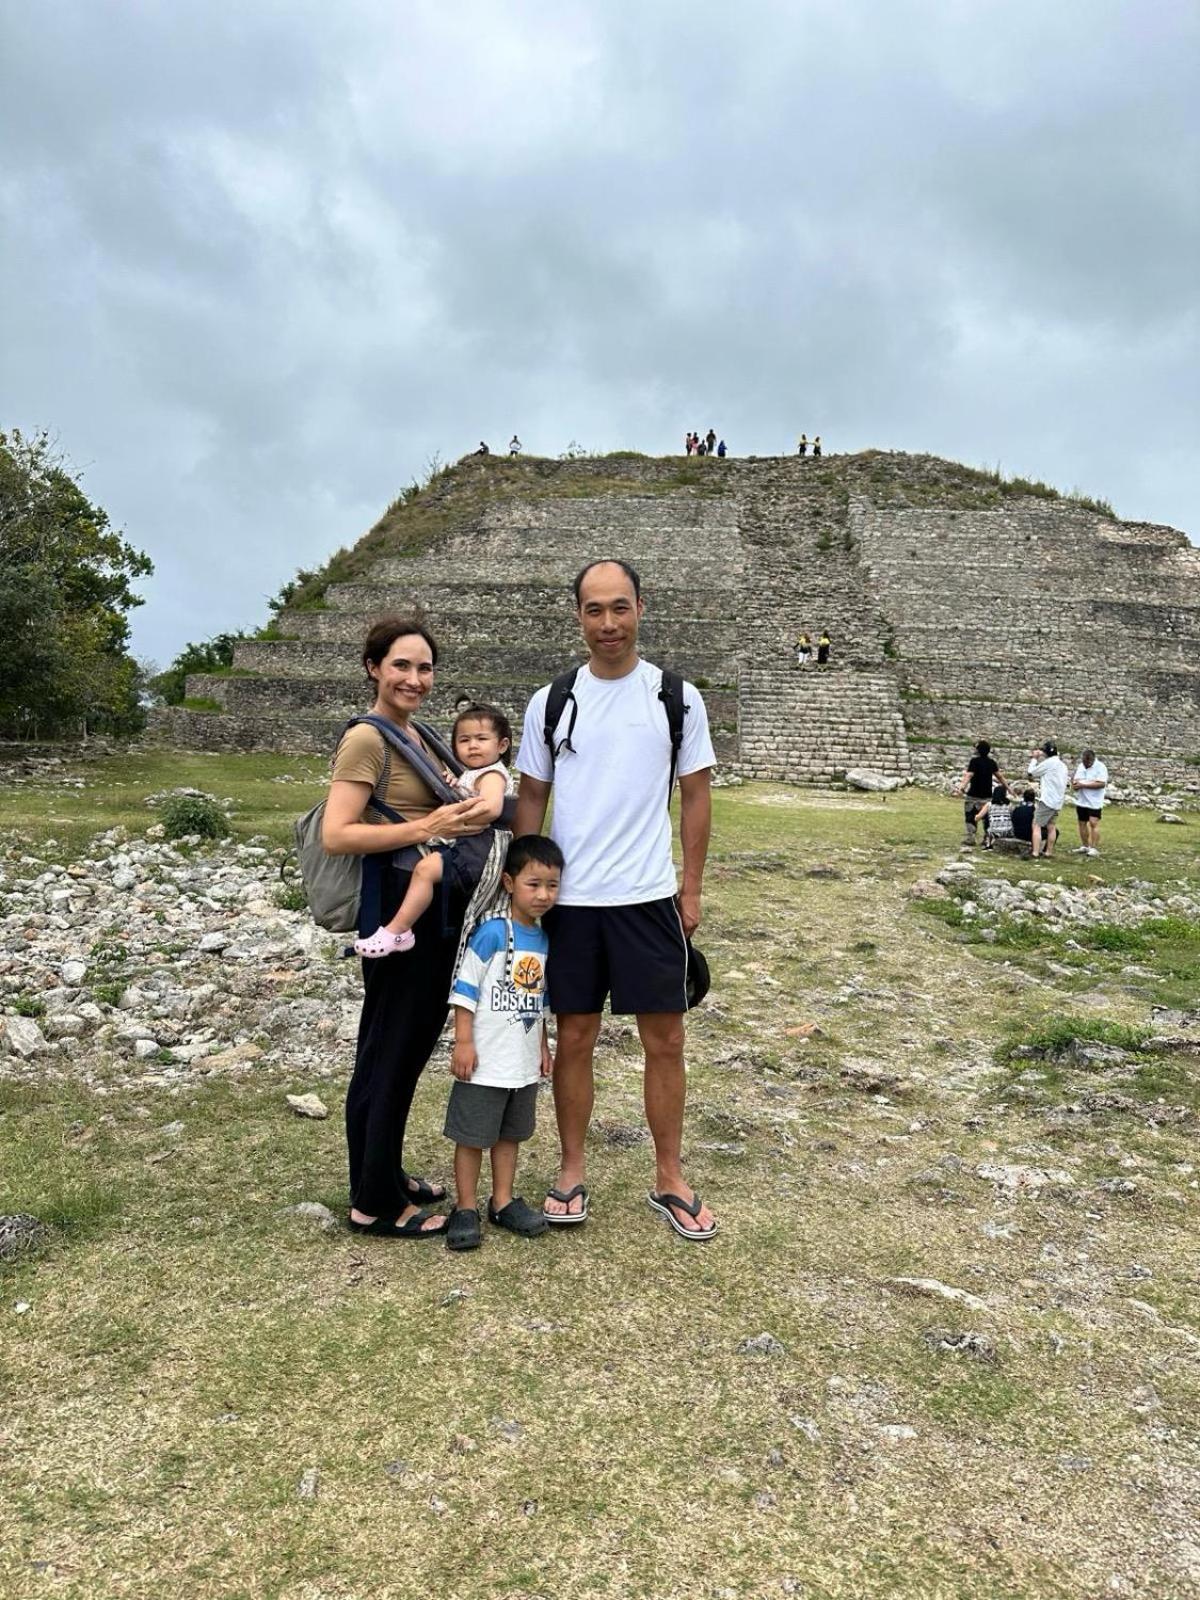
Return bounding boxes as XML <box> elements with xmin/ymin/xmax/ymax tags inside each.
<box><xmin>1</xmin><ymin>755</ymin><xmax>1198</xmax><ymax>1599</ymax></box>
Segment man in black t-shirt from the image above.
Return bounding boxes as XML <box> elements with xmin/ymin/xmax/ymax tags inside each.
<box><xmin>954</xmin><ymin>739</ymin><xmax>1006</xmax><ymax>846</ymax></box>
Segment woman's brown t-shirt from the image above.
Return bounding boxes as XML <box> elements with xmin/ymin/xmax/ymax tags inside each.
<box><xmin>330</xmin><ymin>722</ymin><xmax>440</xmax><ymax>821</ymax></box>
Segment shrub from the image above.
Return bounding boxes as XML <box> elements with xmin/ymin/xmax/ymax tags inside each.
<box><xmin>159</xmin><ymin>793</ymin><xmax>230</xmax><ymax>841</ymax></box>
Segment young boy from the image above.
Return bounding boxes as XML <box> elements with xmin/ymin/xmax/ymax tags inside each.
<box><xmin>443</xmin><ymin>835</ymin><xmax>564</xmax><ymax>1252</ymax></box>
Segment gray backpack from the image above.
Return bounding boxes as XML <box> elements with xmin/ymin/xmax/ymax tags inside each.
<box><xmin>294</xmin><ymin>715</ymin><xmax>464</xmax><ymax>934</ymax></box>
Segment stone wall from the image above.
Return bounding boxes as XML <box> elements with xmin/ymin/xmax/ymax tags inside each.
<box><xmin>147</xmin><ymin>451</ymin><xmax>1200</xmax><ymax>786</ymax></box>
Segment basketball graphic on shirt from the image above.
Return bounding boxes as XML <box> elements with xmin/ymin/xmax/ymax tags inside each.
<box><xmin>512</xmin><ymin>953</ymin><xmax>543</xmax><ymax>992</ymax></box>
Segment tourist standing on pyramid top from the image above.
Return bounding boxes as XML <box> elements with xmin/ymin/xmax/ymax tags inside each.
<box><xmin>509</xmin><ymin>435</ymin><xmax>522</xmax><ymax>456</ymax></box>
<box><xmin>797</xmin><ymin>434</ymin><xmax>808</xmax><ymax>456</ymax></box>
<box><xmin>812</xmin><ymin>436</ymin><xmax>823</xmax><ymax>457</ymax></box>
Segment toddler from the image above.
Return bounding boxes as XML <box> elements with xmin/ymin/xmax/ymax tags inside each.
<box><xmin>354</xmin><ymin>702</ymin><xmax>512</xmax><ymax>958</ymax></box>
<box><xmin>443</xmin><ymin>835</ymin><xmax>565</xmax><ymax>1252</ymax></box>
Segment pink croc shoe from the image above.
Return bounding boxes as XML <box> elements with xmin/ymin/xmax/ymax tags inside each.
<box><xmin>353</xmin><ymin>928</ymin><xmax>416</xmax><ymax>959</ymax></box>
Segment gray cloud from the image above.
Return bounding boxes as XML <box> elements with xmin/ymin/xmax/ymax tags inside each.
<box><xmin>1</xmin><ymin>0</ymin><xmax>1196</xmax><ymax>663</ymax></box>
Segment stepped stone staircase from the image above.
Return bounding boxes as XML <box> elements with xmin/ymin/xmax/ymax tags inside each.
<box><xmin>149</xmin><ymin>452</ymin><xmax>1200</xmax><ymax>786</ymax></box>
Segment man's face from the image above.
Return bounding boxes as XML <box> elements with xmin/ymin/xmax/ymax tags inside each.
<box><xmin>575</xmin><ymin>563</ymin><xmax>644</xmax><ymax>660</ymax></box>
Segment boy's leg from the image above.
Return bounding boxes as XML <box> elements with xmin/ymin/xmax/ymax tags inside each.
<box><xmin>637</xmin><ymin>1011</ymin><xmax>715</xmax><ymax>1234</ymax></box>
<box><xmin>489</xmin><ymin>1139</ymin><xmax>519</xmax><ymax>1210</ymax></box>
<box><xmin>454</xmin><ymin>1143</ymin><xmax>484</xmax><ymax>1211</ymax></box>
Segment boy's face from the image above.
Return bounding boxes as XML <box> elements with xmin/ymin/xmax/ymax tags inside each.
<box><xmin>503</xmin><ymin>861</ymin><xmax>561</xmax><ymax>923</ymax></box>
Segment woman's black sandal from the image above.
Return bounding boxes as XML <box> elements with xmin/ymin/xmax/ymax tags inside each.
<box><xmin>348</xmin><ymin>1208</ymin><xmax>447</xmax><ymax>1239</ymax></box>
<box><xmin>400</xmin><ymin>1171</ymin><xmax>447</xmax><ymax>1204</ymax></box>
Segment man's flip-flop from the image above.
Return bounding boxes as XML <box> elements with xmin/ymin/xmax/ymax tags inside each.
<box><xmin>542</xmin><ymin>1184</ymin><xmax>588</xmax><ymax>1225</ymax></box>
<box><xmin>647</xmin><ymin>1190</ymin><xmax>718</xmax><ymax>1242</ymax></box>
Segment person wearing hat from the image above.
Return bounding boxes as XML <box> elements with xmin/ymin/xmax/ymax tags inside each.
<box><xmin>1027</xmin><ymin>740</ymin><xmax>1069</xmax><ymax>859</ymax></box>
<box><xmin>512</xmin><ymin>559</ymin><xmax>718</xmax><ymax>1241</ymax></box>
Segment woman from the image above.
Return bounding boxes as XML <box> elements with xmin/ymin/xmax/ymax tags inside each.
<box><xmin>322</xmin><ymin>618</ymin><xmax>494</xmax><ymax>1237</ymax></box>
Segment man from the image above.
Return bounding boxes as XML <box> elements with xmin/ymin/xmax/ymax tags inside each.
<box><xmin>1027</xmin><ymin>740</ymin><xmax>1069</xmax><ymax>859</ymax></box>
<box><xmin>509</xmin><ymin>435</ymin><xmax>522</xmax><ymax>457</ymax></box>
<box><xmin>1071</xmin><ymin>748</ymin><xmax>1109</xmax><ymax>857</ymax></box>
<box><xmin>954</xmin><ymin>739</ymin><xmax>1005</xmax><ymax>847</ymax></box>
<box><xmin>513</xmin><ymin>559</ymin><xmax>718</xmax><ymax>1240</ymax></box>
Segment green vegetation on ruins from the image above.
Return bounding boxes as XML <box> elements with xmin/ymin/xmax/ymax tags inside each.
<box><xmin>1</xmin><ymin>754</ymin><xmax>1197</xmax><ymax>1597</ymax></box>
<box><xmin>272</xmin><ymin>447</ymin><xmax>1119</xmax><ymax>615</ymax></box>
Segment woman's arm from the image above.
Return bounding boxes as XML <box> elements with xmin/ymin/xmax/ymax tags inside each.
<box><xmin>321</xmin><ymin>779</ymin><xmax>490</xmax><ymax>856</ymax></box>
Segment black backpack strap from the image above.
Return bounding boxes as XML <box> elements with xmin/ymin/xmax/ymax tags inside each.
<box><xmin>657</xmin><ymin>669</ymin><xmax>689</xmax><ymax>804</ymax></box>
<box><xmin>543</xmin><ymin>668</ymin><xmax>581</xmax><ymax>769</ymax></box>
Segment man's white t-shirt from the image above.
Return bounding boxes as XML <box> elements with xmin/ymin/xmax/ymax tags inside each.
<box><xmin>1028</xmin><ymin>754</ymin><xmax>1069</xmax><ymax>810</ymax></box>
<box><xmin>516</xmin><ymin>660</ymin><xmax>716</xmax><ymax>907</ymax></box>
<box><xmin>1073</xmin><ymin>759</ymin><xmax>1108</xmax><ymax>809</ymax></box>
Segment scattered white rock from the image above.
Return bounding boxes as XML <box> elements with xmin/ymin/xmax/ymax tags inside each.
<box><xmin>297</xmin><ymin>1467</ymin><xmax>320</xmax><ymax>1500</ymax></box>
<box><xmin>845</xmin><ymin>769</ymin><xmax>906</xmax><ymax>793</ymax></box>
<box><xmin>287</xmin><ymin>1092</ymin><xmax>329</xmax><ymax>1120</ymax></box>
<box><xmin>885</xmin><ymin>1277</ymin><xmax>990</xmax><ymax>1313</ymax></box>
<box><xmin>737</xmin><ymin>1332</ymin><xmax>787</xmax><ymax>1357</ymax></box>
<box><xmin>1</xmin><ymin>1016</ymin><xmax>48</xmax><ymax>1059</ymax></box>
<box><xmin>289</xmin><ymin>1201</ymin><xmax>337</xmax><ymax>1230</ymax></box>
<box><xmin>61</xmin><ymin>959</ymin><xmax>88</xmax><ymax>986</ymax></box>
<box><xmin>976</xmin><ymin>1163</ymin><xmax>1074</xmax><ymax>1196</ymax></box>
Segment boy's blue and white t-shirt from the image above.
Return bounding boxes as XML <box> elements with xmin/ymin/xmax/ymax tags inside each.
<box><xmin>450</xmin><ymin>918</ymin><xmax>548</xmax><ymax>1089</ymax></box>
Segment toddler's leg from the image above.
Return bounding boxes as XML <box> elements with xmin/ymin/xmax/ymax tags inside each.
<box><xmin>354</xmin><ymin>852</ymin><xmax>444</xmax><ymax>959</ymax></box>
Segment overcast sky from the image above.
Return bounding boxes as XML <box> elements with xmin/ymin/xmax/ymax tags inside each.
<box><xmin>2</xmin><ymin>0</ymin><xmax>1197</xmax><ymax>665</ymax></box>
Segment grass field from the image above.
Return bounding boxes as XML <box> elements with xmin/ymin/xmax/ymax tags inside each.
<box><xmin>1</xmin><ymin>753</ymin><xmax>1197</xmax><ymax>1599</ymax></box>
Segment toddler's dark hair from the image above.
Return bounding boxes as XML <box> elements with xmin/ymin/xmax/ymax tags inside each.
<box><xmin>992</xmin><ymin>784</ymin><xmax>1008</xmax><ymax>805</ymax></box>
<box><xmin>452</xmin><ymin>700</ymin><xmax>512</xmax><ymax>765</ymax></box>
<box><xmin>1022</xmin><ymin>787</ymin><xmax>1036</xmax><ymax>802</ymax></box>
<box><xmin>505</xmin><ymin>835</ymin><xmax>565</xmax><ymax>878</ymax></box>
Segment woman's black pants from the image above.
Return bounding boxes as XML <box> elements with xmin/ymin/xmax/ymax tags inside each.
<box><xmin>345</xmin><ymin>870</ymin><xmax>461</xmax><ymax>1217</ymax></box>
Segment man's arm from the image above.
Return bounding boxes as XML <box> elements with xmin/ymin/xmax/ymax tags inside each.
<box><xmin>513</xmin><ymin>774</ymin><xmax>552</xmax><ymax>837</ymax></box>
<box><xmin>677</xmin><ymin>767</ymin><xmax>712</xmax><ymax>939</ymax></box>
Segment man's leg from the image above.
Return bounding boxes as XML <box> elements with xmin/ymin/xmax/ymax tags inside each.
<box><xmin>1045</xmin><ymin>818</ymin><xmax>1058</xmax><ymax>857</ymax></box>
<box><xmin>1032</xmin><ymin>821</ymin><xmax>1044</xmax><ymax>857</ymax></box>
<box><xmin>637</xmin><ymin>1012</ymin><xmax>716</xmax><ymax>1234</ymax></box>
<box><xmin>544</xmin><ymin>1011</ymin><xmax>601</xmax><ymax>1218</ymax></box>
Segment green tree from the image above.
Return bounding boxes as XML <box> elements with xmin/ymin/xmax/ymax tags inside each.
<box><xmin>149</xmin><ymin>632</ymin><xmax>247</xmax><ymax>706</ymax></box>
<box><xmin>0</xmin><ymin>429</ymin><xmax>153</xmax><ymax>737</ymax></box>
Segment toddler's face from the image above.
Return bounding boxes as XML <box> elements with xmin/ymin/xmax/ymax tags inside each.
<box><xmin>454</xmin><ymin>717</ymin><xmax>508</xmax><ymax>770</ymax></box>
<box><xmin>504</xmin><ymin>862</ymin><xmax>561</xmax><ymax>923</ymax></box>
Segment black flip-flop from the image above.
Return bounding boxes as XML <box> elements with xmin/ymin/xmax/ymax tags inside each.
<box><xmin>488</xmin><ymin>1197</ymin><xmax>548</xmax><ymax>1237</ymax></box>
<box><xmin>348</xmin><ymin>1207</ymin><xmax>447</xmax><ymax>1239</ymax></box>
<box><xmin>445</xmin><ymin>1208</ymin><xmax>482</xmax><ymax>1252</ymax></box>
<box><xmin>542</xmin><ymin>1183</ymin><xmax>589</xmax><ymax>1226</ymax></box>
<box><xmin>647</xmin><ymin>1190</ymin><xmax>718</xmax><ymax>1242</ymax></box>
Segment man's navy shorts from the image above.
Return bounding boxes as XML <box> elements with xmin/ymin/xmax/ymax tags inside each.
<box><xmin>543</xmin><ymin>897</ymin><xmax>688</xmax><ymax>1015</ymax></box>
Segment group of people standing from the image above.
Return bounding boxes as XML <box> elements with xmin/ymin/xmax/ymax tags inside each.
<box><xmin>797</xmin><ymin>435</ymin><xmax>822</xmax><ymax>457</ymax></box>
<box><xmin>321</xmin><ymin>561</ymin><xmax>718</xmax><ymax>1247</ymax></box>
<box><xmin>956</xmin><ymin>739</ymin><xmax>1110</xmax><ymax>859</ymax></box>
<box><xmin>685</xmin><ymin>429</ymin><xmax>726</xmax><ymax>457</ymax></box>
<box><xmin>795</xmin><ymin>631</ymin><xmax>832</xmax><ymax>666</ymax></box>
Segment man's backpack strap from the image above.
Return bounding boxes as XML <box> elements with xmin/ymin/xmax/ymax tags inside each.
<box><xmin>541</xmin><ymin>665</ymin><xmax>689</xmax><ymax>807</ymax></box>
<box><xmin>543</xmin><ymin>668</ymin><xmax>581</xmax><ymax>768</ymax></box>
<box><xmin>658</xmin><ymin>668</ymin><xmax>689</xmax><ymax>804</ymax></box>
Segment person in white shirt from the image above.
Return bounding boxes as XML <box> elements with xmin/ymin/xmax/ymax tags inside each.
<box><xmin>509</xmin><ymin>435</ymin><xmax>522</xmax><ymax>456</ymax></box>
<box><xmin>513</xmin><ymin>559</ymin><xmax>718</xmax><ymax>1240</ymax></box>
<box><xmin>1027</xmin><ymin>739</ymin><xmax>1070</xmax><ymax>860</ymax></box>
<box><xmin>1071</xmin><ymin>748</ymin><xmax>1109</xmax><ymax>857</ymax></box>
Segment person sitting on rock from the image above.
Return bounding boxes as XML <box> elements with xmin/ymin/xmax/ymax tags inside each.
<box><xmin>982</xmin><ymin>783</ymin><xmax>1013</xmax><ymax>850</ymax></box>
<box><xmin>475</xmin><ymin>441</ymin><xmax>490</xmax><ymax>456</ymax></box>
<box><xmin>355</xmin><ymin>703</ymin><xmax>512</xmax><ymax>958</ymax></box>
<box><xmin>717</xmin><ymin>439</ymin><xmax>727</xmax><ymax>458</ymax></box>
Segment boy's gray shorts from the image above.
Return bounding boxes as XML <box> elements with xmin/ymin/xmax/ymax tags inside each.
<box><xmin>444</xmin><ymin>1081</ymin><xmax>539</xmax><ymax>1149</ymax></box>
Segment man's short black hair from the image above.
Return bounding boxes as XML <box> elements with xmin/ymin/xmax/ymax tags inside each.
<box><xmin>572</xmin><ymin>558</ymin><xmax>641</xmax><ymax>605</ymax></box>
<box><xmin>975</xmin><ymin>740</ymin><xmax>991</xmax><ymax>756</ymax></box>
<box><xmin>504</xmin><ymin>834</ymin><xmax>565</xmax><ymax>878</ymax></box>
